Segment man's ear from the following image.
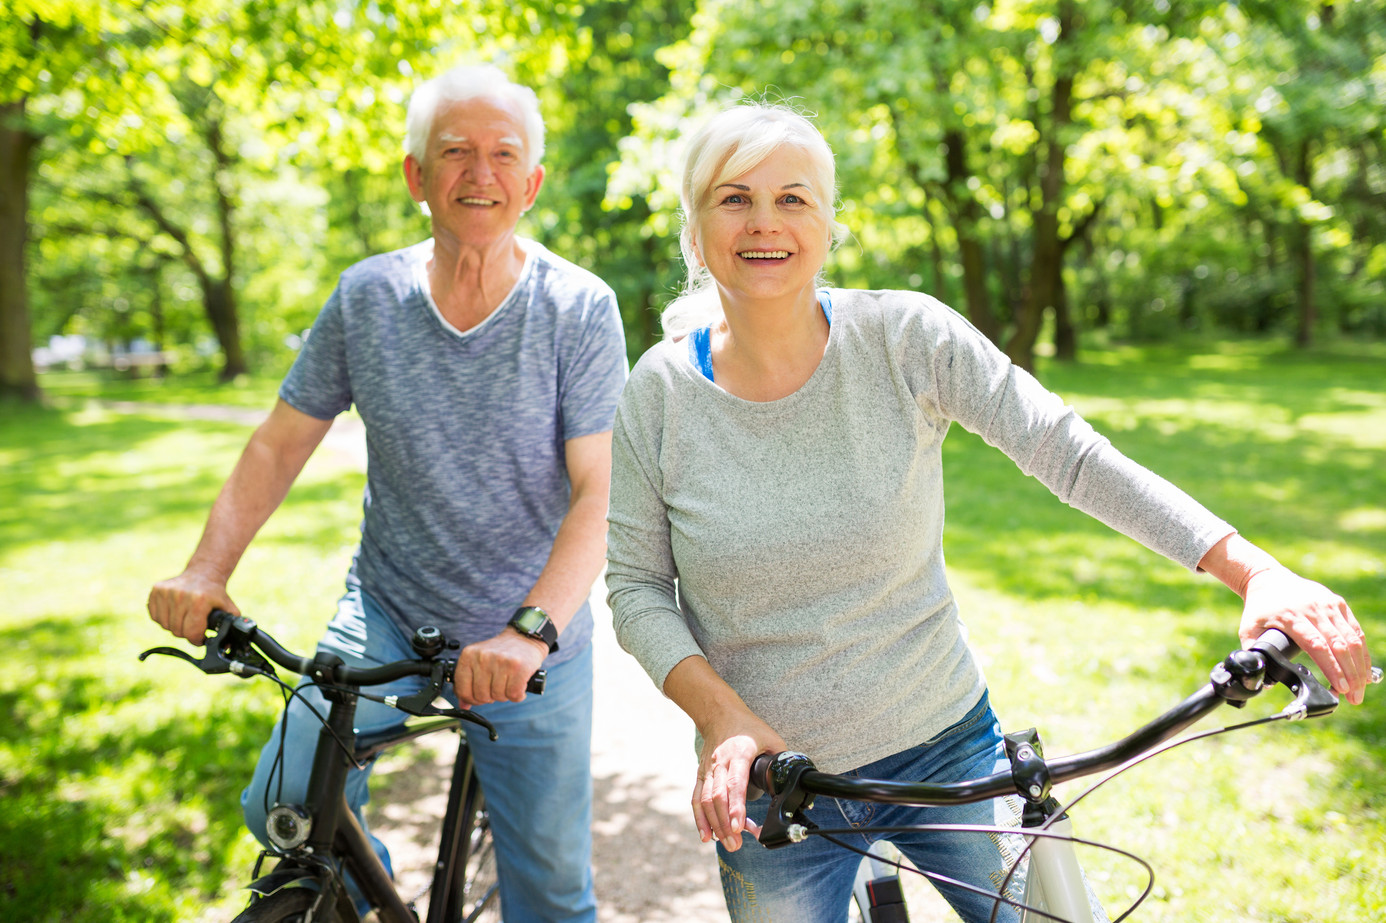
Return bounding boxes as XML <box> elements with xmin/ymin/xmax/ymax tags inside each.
<box><xmin>522</xmin><ymin>164</ymin><xmax>545</xmax><ymax>211</ymax></box>
<box><xmin>403</xmin><ymin>154</ymin><xmax>426</xmax><ymax>203</ymax></box>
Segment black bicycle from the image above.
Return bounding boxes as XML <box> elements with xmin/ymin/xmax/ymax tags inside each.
<box><xmin>141</xmin><ymin>608</ymin><xmax>543</xmax><ymax>923</ymax></box>
<box><xmin>748</xmin><ymin>629</ymin><xmax>1379</xmax><ymax>922</ymax></box>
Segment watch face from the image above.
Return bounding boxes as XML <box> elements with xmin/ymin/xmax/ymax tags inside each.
<box><xmin>512</xmin><ymin>607</ymin><xmax>546</xmax><ymax>633</ymax></box>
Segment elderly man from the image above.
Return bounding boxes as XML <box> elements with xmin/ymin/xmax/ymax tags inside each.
<box><xmin>147</xmin><ymin>64</ymin><xmax>626</xmax><ymax>921</ymax></box>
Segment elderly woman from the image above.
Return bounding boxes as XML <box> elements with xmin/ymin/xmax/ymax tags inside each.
<box><xmin>604</xmin><ymin>103</ymin><xmax>1371</xmax><ymax>923</ymax></box>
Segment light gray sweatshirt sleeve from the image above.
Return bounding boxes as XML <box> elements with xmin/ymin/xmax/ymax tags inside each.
<box><xmin>892</xmin><ymin>300</ymin><xmax>1235</xmax><ymax>570</ymax></box>
<box><xmin>605</xmin><ymin>370</ymin><xmax>709</xmax><ymax>691</ymax></box>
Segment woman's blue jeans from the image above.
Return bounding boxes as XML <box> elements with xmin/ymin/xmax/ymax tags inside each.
<box><xmin>718</xmin><ymin>693</ymin><xmax>1026</xmax><ymax>923</ymax></box>
<box><xmin>241</xmin><ymin>587</ymin><xmax>597</xmax><ymax>922</ymax></box>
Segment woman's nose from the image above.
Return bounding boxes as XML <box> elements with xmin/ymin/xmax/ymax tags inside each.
<box><xmin>745</xmin><ymin>202</ymin><xmax>780</xmax><ymax>232</ymax></box>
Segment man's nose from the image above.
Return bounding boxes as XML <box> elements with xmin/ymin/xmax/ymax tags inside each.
<box><xmin>463</xmin><ymin>152</ymin><xmax>494</xmax><ymax>183</ymax></box>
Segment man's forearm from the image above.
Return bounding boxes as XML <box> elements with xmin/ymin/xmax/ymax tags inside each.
<box><xmin>521</xmin><ymin>487</ymin><xmax>609</xmax><ymax>633</ymax></box>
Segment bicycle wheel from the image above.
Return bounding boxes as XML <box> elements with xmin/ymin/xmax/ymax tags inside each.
<box><xmin>229</xmin><ymin>887</ymin><xmax>348</xmax><ymax>923</ymax></box>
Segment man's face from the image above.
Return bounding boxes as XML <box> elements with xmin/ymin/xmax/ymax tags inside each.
<box><xmin>404</xmin><ymin>95</ymin><xmax>544</xmax><ymax>247</ymax></box>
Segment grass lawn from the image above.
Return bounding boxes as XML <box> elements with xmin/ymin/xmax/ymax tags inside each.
<box><xmin>2</xmin><ymin>339</ymin><xmax>1383</xmax><ymax>922</ymax></box>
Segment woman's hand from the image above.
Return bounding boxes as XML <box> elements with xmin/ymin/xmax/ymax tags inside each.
<box><xmin>662</xmin><ymin>655</ymin><xmax>789</xmax><ymax>852</ymax></box>
<box><xmin>1200</xmin><ymin>534</ymin><xmax>1371</xmax><ymax>705</ymax></box>
<box><xmin>692</xmin><ymin>712</ymin><xmax>788</xmax><ymax>852</ymax></box>
<box><xmin>1240</xmin><ymin>567</ymin><xmax>1371</xmax><ymax>706</ymax></box>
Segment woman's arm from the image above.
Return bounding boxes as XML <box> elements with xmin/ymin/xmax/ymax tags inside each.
<box><xmin>662</xmin><ymin>654</ymin><xmax>788</xmax><ymax>852</ymax></box>
<box><xmin>1198</xmin><ymin>533</ymin><xmax>1371</xmax><ymax>705</ymax></box>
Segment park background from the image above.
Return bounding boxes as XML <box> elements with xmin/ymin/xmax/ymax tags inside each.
<box><xmin>2</xmin><ymin>1</ymin><xmax>1384</xmax><ymax>921</ymax></box>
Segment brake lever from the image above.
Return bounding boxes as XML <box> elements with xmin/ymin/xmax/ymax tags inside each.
<box><xmin>138</xmin><ymin>612</ymin><xmax>274</xmax><ymax>677</ymax></box>
<box><xmin>1255</xmin><ymin>643</ymin><xmax>1339</xmax><ymax>720</ymax></box>
<box><xmin>385</xmin><ymin>666</ymin><xmax>547</xmax><ymax>741</ymax></box>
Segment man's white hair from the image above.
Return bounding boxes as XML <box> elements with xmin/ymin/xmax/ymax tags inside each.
<box><xmin>404</xmin><ymin>64</ymin><xmax>546</xmax><ymax>169</ymax></box>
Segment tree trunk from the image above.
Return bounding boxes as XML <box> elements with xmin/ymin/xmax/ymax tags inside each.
<box><xmin>0</xmin><ymin>100</ymin><xmax>40</xmax><ymax>402</ymax></box>
<box><xmin>1291</xmin><ymin>140</ymin><xmax>1316</xmax><ymax>347</ymax></box>
<box><xmin>1006</xmin><ymin>3</ymin><xmax>1075</xmax><ymax>373</ymax></box>
<box><xmin>943</xmin><ymin>129</ymin><xmax>1001</xmax><ymax>344</ymax></box>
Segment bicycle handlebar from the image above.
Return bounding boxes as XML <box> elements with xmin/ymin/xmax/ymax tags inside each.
<box><xmin>750</xmin><ymin>629</ymin><xmax>1366</xmax><ymax>848</ymax></box>
<box><xmin>140</xmin><ymin>609</ymin><xmax>546</xmax><ymax>738</ymax></box>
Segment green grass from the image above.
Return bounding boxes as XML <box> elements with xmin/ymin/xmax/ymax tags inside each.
<box><xmin>1</xmin><ymin>391</ymin><xmax>363</xmax><ymax>921</ymax></box>
<box><xmin>2</xmin><ymin>338</ymin><xmax>1383</xmax><ymax>922</ymax></box>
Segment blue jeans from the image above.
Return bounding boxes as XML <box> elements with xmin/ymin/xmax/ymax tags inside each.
<box><xmin>718</xmin><ymin>693</ymin><xmax>1026</xmax><ymax>923</ymax></box>
<box><xmin>241</xmin><ymin>588</ymin><xmax>597</xmax><ymax>922</ymax></box>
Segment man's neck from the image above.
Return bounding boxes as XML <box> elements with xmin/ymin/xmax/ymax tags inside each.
<box><xmin>428</xmin><ymin>234</ymin><xmax>528</xmax><ymax>332</ymax></box>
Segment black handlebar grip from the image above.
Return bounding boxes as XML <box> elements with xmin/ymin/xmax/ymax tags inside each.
<box><xmin>1251</xmin><ymin>628</ymin><xmax>1302</xmax><ymax>660</ymax></box>
<box><xmin>750</xmin><ymin>753</ymin><xmax>774</xmax><ymax>793</ymax></box>
<box><xmin>527</xmin><ymin>669</ymin><xmax>547</xmax><ymax>695</ymax></box>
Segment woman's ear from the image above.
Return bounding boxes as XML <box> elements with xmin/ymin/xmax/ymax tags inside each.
<box><xmin>688</xmin><ymin>230</ymin><xmax>705</xmax><ymax>268</ymax></box>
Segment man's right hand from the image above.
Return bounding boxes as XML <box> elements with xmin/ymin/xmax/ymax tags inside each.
<box><xmin>147</xmin><ymin>570</ymin><xmax>238</xmax><ymax>645</ymax></box>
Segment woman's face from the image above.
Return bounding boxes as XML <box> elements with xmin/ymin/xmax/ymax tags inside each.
<box><xmin>691</xmin><ymin>145</ymin><xmax>831</xmax><ymax>310</ymax></box>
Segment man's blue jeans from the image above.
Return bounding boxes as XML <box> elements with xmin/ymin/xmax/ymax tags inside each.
<box><xmin>718</xmin><ymin>693</ymin><xmax>1026</xmax><ymax>923</ymax></box>
<box><xmin>241</xmin><ymin>587</ymin><xmax>597</xmax><ymax>922</ymax></box>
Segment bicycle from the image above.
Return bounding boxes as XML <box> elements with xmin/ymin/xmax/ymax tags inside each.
<box><xmin>141</xmin><ymin>608</ymin><xmax>545</xmax><ymax>923</ymax></box>
<box><xmin>748</xmin><ymin>629</ymin><xmax>1381</xmax><ymax>923</ymax></box>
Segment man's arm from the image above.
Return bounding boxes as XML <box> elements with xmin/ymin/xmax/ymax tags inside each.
<box><xmin>452</xmin><ymin>430</ymin><xmax>613</xmax><ymax>704</ymax></box>
<box><xmin>147</xmin><ymin>399</ymin><xmax>334</xmax><ymax>644</ymax></box>
<box><xmin>1198</xmin><ymin>532</ymin><xmax>1371</xmax><ymax>705</ymax></box>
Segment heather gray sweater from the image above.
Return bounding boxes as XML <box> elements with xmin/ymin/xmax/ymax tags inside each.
<box><xmin>605</xmin><ymin>289</ymin><xmax>1233</xmax><ymax>773</ymax></box>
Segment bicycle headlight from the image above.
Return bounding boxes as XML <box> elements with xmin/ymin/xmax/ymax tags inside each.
<box><xmin>266</xmin><ymin>804</ymin><xmax>312</xmax><ymax>850</ymax></box>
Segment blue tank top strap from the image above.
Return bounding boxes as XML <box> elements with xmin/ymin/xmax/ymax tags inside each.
<box><xmin>689</xmin><ymin>290</ymin><xmax>833</xmax><ymax>383</ymax></box>
<box><xmin>689</xmin><ymin>325</ymin><xmax>716</xmax><ymax>381</ymax></box>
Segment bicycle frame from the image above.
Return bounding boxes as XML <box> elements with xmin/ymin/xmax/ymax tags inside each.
<box><xmin>247</xmin><ymin>684</ymin><xmax>499</xmax><ymax>923</ymax></box>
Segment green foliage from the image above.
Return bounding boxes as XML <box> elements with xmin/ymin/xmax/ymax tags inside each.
<box><xmin>0</xmin><ymin>396</ymin><xmax>363</xmax><ymax>920</ymax></box>
<box><xmin>8</xmin><ymin>0</ymin><xmax>1386</xmax><ymax>387</ymax></box>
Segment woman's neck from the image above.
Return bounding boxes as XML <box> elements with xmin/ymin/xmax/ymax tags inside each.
<box><xmin>711</xmin><ymin>289</ymin><xmax>829</xmax><ymax>402</ymax></box>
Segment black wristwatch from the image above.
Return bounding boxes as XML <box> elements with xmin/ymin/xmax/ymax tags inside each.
<box><xmin>508</xmin><ymin>605</ymin><xmax>559</xmax><ymax>654</ymax></box>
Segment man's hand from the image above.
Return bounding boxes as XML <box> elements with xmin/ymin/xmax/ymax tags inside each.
<box><xmin>147</xmin><ymin>570</ymin><xmax>238</xmax><ymax>645</ymax></box>
<box><xmin>453</xmin><ymin>628</ymin><xmax>548</xmax><ymax>705</ymax></box>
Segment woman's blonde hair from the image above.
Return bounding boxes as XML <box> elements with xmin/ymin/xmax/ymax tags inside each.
<box><xmin>661</xmin><ymin>103</ymin><xmax>848</xmax><ymax>339</ymax></box>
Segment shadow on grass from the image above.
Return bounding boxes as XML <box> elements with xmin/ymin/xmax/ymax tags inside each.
<box><xmin>0</xmin><ymin>404</ymin><xmax>362</xmax><ymax>554</ymax></box>
<box><xmin>0</xmin><ymin>612</ymin><xmax>278</xmax><ymax>922</ymax></box>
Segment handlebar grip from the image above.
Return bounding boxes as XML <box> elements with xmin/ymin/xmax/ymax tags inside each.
<box><xmin>1250</xmin><ymin>628</ymin><xmax>1301</xmax><ymax>660</ymax></box>
<box><xmin>527</xmin><ymin>670</ymin><xmax>547</xmax><ymax>695</ymax></box>
<box><xmin>750</xmin><ymin>753</ymin><xmax>774</xmax><ymax>793</ymax></box>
